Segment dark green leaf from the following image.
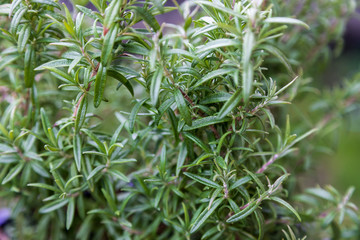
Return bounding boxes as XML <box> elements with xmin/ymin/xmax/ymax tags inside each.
<box><xmin>130</xmin><ymin>6</ymin><xmax>160</xmax><ymax>31</ymax></box>
<box><xmin>107</xmin><ymin>69</ymin><xmax>134</xmax><ymax>96</ymax></box>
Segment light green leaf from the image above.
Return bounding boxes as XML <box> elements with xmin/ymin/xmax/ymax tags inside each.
<box><xmin>190</xmin><ymin>198</ymin><xmax>224</xmax><ymax>233</ymax></box>
<box><xmin>183</xmin><ymin>132</ymin><xmax>211</xmax><ymax>153</ymax></box>
<box><xmin>27</xmin><ymin>183</ymin><xmax>60</xmax><ymax>192</ymax></box>
<box><xmin>66</xmin><ymin>198</ymin><xmax>75</xmax><ymax>230</ymax></box>
<box><xmin>183</xmin><ymin>116</ymin><xmax>230</xmax><ymax>131</ymax></box>
<box><xmin>196</xmin><ymin>39</ymin><xmax>239</xmax><ymax>53</ymax></box>
<box><xmin>39</xmin><ymin>198</ymin><xmax>69</xmax><ymax>213</ymax></box>
<box><xmin>264</xmin><ymin>17</ymin><xmax>310</xmax><ymax>30</ymax></box>
<box><xmin>101</xmin><ymin>24</ymin><xmax>119</xmax><ymax>66</ymax></box>
<box><xmin>174</xmin><ymin>89</ymin><xmax>192</xmax><ymax>126</ymax></box>
<box><xmin>227</xmin><ymin>202</ymin><xmax>258</xmax><ymax>223</ymax></box>
<box><xmin>176</xmin><ymin>143</ymin><xmax>187</xmax><ymax>176</ymax></box>
<box><xmin>35</xmin><ymin>59</ymin><xmax>72</xmax><ymax>71</ymax></box>
<box><xmin>218</xmin><ymin>88</ymin><xmax>242</xmax><ymax>119</ymax></box>
<box><xmin>87</xmin><ymin>165</ymin><xmax>106</xmax><ymax>180</ymax></box>
<box><xmin>269</xmin><ymin>197</ymin><xmax>301</xmax><ymax>221</ymax></box>
<box><xmin>108</xmin><ymin>169</ymin><xmax>129</xmax><ymax>182</ymax></box>
<box><xmin>193</xmin><ymin>68</ymin><xmax>234</xmax><ymax>88</ymax></box>
<box><xmin>81</xmin><ymin>128</ymin><xmax>106</xmax><ymax>153</ymax></box>
<box><xmin>2</xmin><ymin>162</ymin><xmax>24</xmax><ymax>184</ymax></box>
<box><xmin>150</xmin><ymin>69</ymin><xmax>163</xmax><ymax>106</ymax></box>
<box><xmin>183</xmin><ymin>172</ymin><xmax>221</xmax><ymax>188</ymax></box>
<box><xmin>94</xmin><ymin>63</ymin><xmax>107</xmax><ymax>108</ymax></box>
<box><xmin>73</xmin><ymin>133</ymin><xmax>82</xmax><ymax>171</ymax></box>
<box><xmin>129</xmin><ymin>98</ymin><xmax>148</xmax><ymax>133</ymax></box>
<box><xmin>75</xmin><ymin>94</ymin><xmax>88</xmax><ymax>133</ymax></box>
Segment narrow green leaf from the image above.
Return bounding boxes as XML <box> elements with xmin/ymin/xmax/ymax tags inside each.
<box><xmin>68</xmin><ymin>56</ymin><xmax>82</xmax><ymax>73</ymax></box>
<box><xmin>101</xmin><ymin>188</ymin><xmax>117</xmax><ymax>212</ymax></box>
<box><xmin>32</xmin><ymin>0</ymin><xmax>61</xmax><ymax>9</ymax></box>
<box><xmin>43</xmin><ymin>66</ymin><xmax>75</xmax><ymax>84</ymax></box>
<box><xmin>28</xmin><ymin>183</ymin><xmax>60</xmax><ymax>192</ymax></box>
<box><xmin>107</xmin><ymin>69</ymin><xmax>134</xmax><ymax>96</ymax></box>
<box><xmin>176</xmin><ymin>143</ymin><xmax>187</xmax><ymax>176</ymax></box>
<box><xmin>103</xmin><ymin>0</ymin><xmax>121</xmax><ymax>29</ymax></box>
<box><xmin>35</xmin><ymin>59</ymin><xmax>72</xmax><ymax>71</ymax></box>
<box><xmin>193</xmin><ymin>68</ymin><xmax>234</xmax><ymax>88</ymax></box>
<box><xmin>111</xmin><ymin>158</ymin><xmax>137</xmax><ymax>165</ymax></box>
<box><xmin>76</xmin><ymin>5</ymin><xmax>99</xmax><ymax>20</ymax></box>
<box><xmin>150</xmin><ymin>69</ymin><xmax>163</xmax><ymax>106</ymax></box>
<box><xmin>183</xmin><ymin>116</ymin><xmax>230</xmax><ymax>131</ymax></box>
<box><xmin>264</xmin><ymin>17</ymin><xmax>310</xmax><ymax>30</ymax></box>
<box><xmin>190</xmin><ymin>198</ymin><xmax>224</xmax><ymax>233</ymax></box>
<box><xmin>31</xmin><ymin>161</ymin><xmax>51</xmax><ymax>178</ymax></box>
<box><xmin>218</xmin><ymin>88</ymin><xmax>242</xmax><ymax>119</ymax></box>
<box><xmin>9</xmin><ymin>0</ymin><xmax>21</xmax><ymax>16</ymax></box>
<box><xmin>159</xmin><ymin>145</ymin><xmax>166</xmax><ymax>175</ymax></box>
<box><xmin>183</xmin><ymin>172</ymin><xmax>221</xmax><ymax>188</ymax></box>
<box><xmin>154</xmin><ymin>97</ymin><xmax>175</xmax><ymax>125</ymax></box>
<box><xmin>200</xmin><ymin>92</ymin><xmax>232</xmax><ymax>105</ymax></box>
<box><xmin>18</xmin><ymin>24</ymin><xmax>30</xmax><ymax>52</ymax></box>
<box><xmin>254</xmin><ymin>209</ymin><xmax>264</xmax><ymax>240</ymax></box>
<box><xmin>244</xmin><ymin>169</ymin><xmax>265</xmax><ymax>192</ymax></box>
<box><xmin>66</xmin><ymin>198</ymin><xmax>75</xmax><ymax>230</ymax></box>
<box><xmin>24</xmin><ymin>44</ymin><xmax>35</xmax><ymax>88</ymax></box>
<box><xmin>64</xmin><ymin>175</ymin><xmax>83</xmax><ymax>190</ymax></box>
<box><xmin>129</xmin><ymin>98</ymin><xmax>148</xmax><ymax>133</ymax></box>
<box><xmin>39</xmin><ymin>198</ymin><xmax>69</xmax><ymax>213</ymax></box>
<box><xmin>269</xmin><ymin>196</ymin><xmax>301</xmax><ymax>221</ymax></box>
<box><xmin>227</xmin><ymin>202</ymin><xmax>258</xmax><ymax>223</ymax></box>
<box><xmin>2</xmin><ymin>162</ymin><xmax>24</xmax><ymax>184</ymax></box>
<box><xmin>80</xmin><ymin>128</ymin><xmax>106</xmax><ymax>153</ymax></box>
<box><xmin>230</xmin><ymin>176</ymin><xmax>252</xmax><ymax>190</ymax></box>
<box><xmin>260</xmin><ymin>44</ymin><xmax>294</xmax><ymax>75</ymax></box>
<box><xmin>10</xmin><ymin>6</ymin><xmax>27</xmax><ymax>34</ymax></box>
<box><xmin>73</xmin><ymin>133</ymin><xmax>82</xmax><ymax>171</ymax></box>
<box><xmin>108</xmin><ymin>169</ymin><xmax>129</xmax><ymax>182</ymax></box>
<box><xmin>194</xmin><ymin>1</ymin><xmax>245</xmax><ymax>20</ymax></box>
<box><xmin>242</xmin><ymin>62</ymin><xmax>253</xmax><ymax>103</ymax></box>
<box><xmin>94</xmin><ymin>63</ymin><xmax>107</xmax><ymax>108</ymax></box>
<box><xmin>130</xmin><ymin>6</ymin><xmax>160</xmax><ymax>31</ymax></box>
<box><xmin>101</xmin><ymin>24</ymin><xmax>119</xmax><ymax>65</ymax></box>
<box><xmin>305</xmin><ymin>188</ymin><xmax>336</xmax><ymax>203</ymax></box>
<box><xmin>87</xmin><ymin>165</ymin><xmax>106</xmax><ymax>180</ymax></box>
<box><xmin>196</xmin><ymin>39</ymin><xmax>239</xmax><ymax>53</ymax></box>
<box><xmin>174</xmin><ymin>89</ymin><xmax>192</xmax><ymax>126</ymax></box>
<box><xmin>183</xmin><ymin>132</ymin><xmax>211</xmax><ymax>153</ymax></box>
<box><xmin>75</xmin><ymin>94</ymin><xmax>88</xmax><ymax>133</ymax></box>
<box><xmin>215</xmin><ymin>156</ymin><xmax>226</xmax><ymax>170</ymax></box>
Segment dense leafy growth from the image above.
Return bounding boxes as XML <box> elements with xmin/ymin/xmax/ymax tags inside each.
<box><xmin>0</xmin><ymin>0</ymin><xmax>359</xmax><ymax>239</ymax></box>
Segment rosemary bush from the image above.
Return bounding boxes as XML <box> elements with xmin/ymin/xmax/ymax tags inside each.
<box><xmin>0</xmin><ymin>0</ymin><xmax>359</xmax><ymax>239</ymax></box>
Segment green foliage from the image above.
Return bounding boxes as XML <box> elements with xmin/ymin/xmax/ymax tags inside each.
<box><xmin>0</xmin><ymin>0</ymin><xmax>359</xmax><ymax>239</ymax></box>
